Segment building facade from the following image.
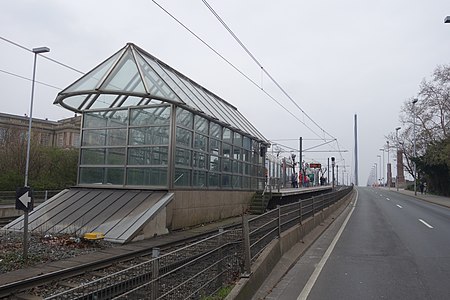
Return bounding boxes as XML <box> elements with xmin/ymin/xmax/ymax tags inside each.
<box><xmin>0</xmin><ymin>112</ymin><xmax>81</xmax><ymax>148</ymax></box>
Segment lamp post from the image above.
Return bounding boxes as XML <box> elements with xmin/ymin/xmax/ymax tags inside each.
<box><xmin>395</xmin><ymin>127</ymin><xmax>401</xmax><ymax>191</ymax></box>
<box><xmin>379</xmin><ymin>149</ymin><xmax>385</xmax><ymax>186</ymax></box>
<box><xmin>377</xmin><ymin>155</ymin><xmax>381</xmax><ymax>186</ymax></box>
<box><xmin>23</xmin><ymin>46</ymin><xmax>50</xmax><ymax>260</ymax></box>
<box><xmin>412</xmin><ymin>98</ymin><xmax>418</xmax><ymax>196</ymax></box>
<box><xmin>374</xmin><ymin>162</ymin><xmax>378</xmax><ymax>187</ymax></box>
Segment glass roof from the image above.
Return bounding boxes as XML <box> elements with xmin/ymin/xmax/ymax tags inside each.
<box><xmin>54</xmin><ymin>43</ymin><xmax>268</xmax><ymax>144</ymax></box>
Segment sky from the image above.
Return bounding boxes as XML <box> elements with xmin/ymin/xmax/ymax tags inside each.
<box><xmin>1</xmin><ymin>0</ymin><xmax>450</xmax><ymax>186</ymax></box>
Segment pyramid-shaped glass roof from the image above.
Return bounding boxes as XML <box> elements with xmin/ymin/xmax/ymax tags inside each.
<box><xmin>54</xmin><ymin>43</ymin><xmax>267</xmax><ymax>143</ymax></box>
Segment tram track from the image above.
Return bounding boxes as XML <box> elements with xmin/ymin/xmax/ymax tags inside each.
<box><xmin>0</xmin><ymin>222</ymin><xmax>242</xmax><ymax>299</ymax></box>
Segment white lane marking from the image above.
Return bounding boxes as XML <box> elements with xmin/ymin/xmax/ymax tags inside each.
<box><xmin>419</xmin><ymin>219</ymin><xmax>434</xmax><ymax>229</ymax></box>
<box><xmin>380</xmin><ymin>194</ymin><xmax>383</xmax><ymax>197</ymax></box>
<box><xmin>297</xmin><ymin>189</ymin><xmax>359</xmax><ymax>300</ymax></box>
<box><xmin>386</xmin><ymin>198</ymin><xmax>390</xmax><ymax>201</ymax></box>
<box><xmin>396</xmin><ymin>204</ymin><xmax>403</xmax><ymax>209</ymax></box>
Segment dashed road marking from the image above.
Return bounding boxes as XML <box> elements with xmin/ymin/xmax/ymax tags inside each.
<box><xmin>396</xmin><ymin>204</ymin><xmax>403</xmax><ymax>209</ymax></box>
<box><xmin>419</xmin><ymin>219</ymin><xmax>434</xmax><ymax>229</ymax></box>
<box><xmin>386</xmin><ymin>198</ymin><xmax>390</xmax><ymax>201</ymax></box>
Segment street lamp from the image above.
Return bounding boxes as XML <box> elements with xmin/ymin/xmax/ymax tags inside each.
<box><xmin>377</xmin><ymin>155</ymin><xmax>382</xmax><ymax>186</ymax></box>
<box><xmin>445</xmin><ymin>16</ymin><xmax>450</xmax><ymax>23</ymax></box>
<box><xmin>395</xmin><ymin>127</ymin><xmax>401</xmax><ymax>191</ymax></box>
<box><xmin>24</xmin><ymin>46</ymin><xmax>50</xmax><ymax>187</ymax></box>
<box><xmin>412</xmin><ymin>98</ymin><xmax>418</xmax><ymax>196</ymax></box>
<box><xmin>23</xmin><ymin>46</ymin><xmax>50</xmax><ymax>260</ymax></box>
<box><xmin>379</xmin><ymin>148</ymin><xmax>385</xmax><ymax>186</ymax></box>
<box><xmin>374</xmin><ymin>162</ymin><xmax>378</xmax><ymax>187</ymax></box>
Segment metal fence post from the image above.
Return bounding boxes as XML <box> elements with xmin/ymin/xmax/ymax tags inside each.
<box><xmin>242</xmin><ymin>215</ymin><xmax>251</xmax><ymax>277</ymax></box>
<box><xmin>44</xmin><ymin>190</ymin><xmax>48</xmax><ymax>201</ymax></box>
<box><xmin>217</xmin><ymin>227</ymin><xmax>224</xmax><ymax>289</ymax></box>
<box><xmin>277</xmin><ymin>205</ymin><xmax>281</xmax><ymax>238</ymax></box>
<box><xmin>151</xmin><ymin>248</ymin><xmax>160</xmax><ymax>300</ymax></box>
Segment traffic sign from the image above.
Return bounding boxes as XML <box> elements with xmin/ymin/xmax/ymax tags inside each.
<box><xmin>16</xmin><ymin>187</ymin><xmax>34</xmax><ymax>212</ymax></box>
<box><xmin>309</xmin><ymin>163</ymin><xmax>321</xmax><ymax>169</ymax></box>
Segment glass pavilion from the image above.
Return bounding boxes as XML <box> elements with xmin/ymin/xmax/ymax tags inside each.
<box><xmin>54</xmin><ymin>43</ymin><xmax>269</xmax><ymax>190</ymax></box>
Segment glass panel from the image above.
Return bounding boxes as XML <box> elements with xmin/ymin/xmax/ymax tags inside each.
<box><xmin>89</xmin><ymin>94</ymin><xmax>119</xmax><ymax>110</ymax></box>
<box><xmin>64</xmin><ymin>51</ymin><xmax>119</xmax><ymax>93</ymax></box>
<box><xmin>130</xmin><ymin>106</ymin><xmax>171</xmax><ymax>126</ymax></box>
<box><xmin>242</xmin><ymin>176</ymin><xmax>250</xmax><ymax>189</ymax></box>
<box><xmin>79</xmin><ymin>167</ymin><xmax>124</xmax><ymax>185</ymax></box>
<box><xmin>192</xmin><ymin>171</ymin><xmax>207</xmax><ymax>187</ymax></box>
<box><xmin>222</xmin><ymin>143</ymin><xmax>232</xmax><ymax>158</ymax></box>
<box><xmin>232</xmin><ymin>160</ymin><xmax>239</xmax><ymax>173</ymax></box>
<box><xmin>101</xmin><ymin>48</ymin><xmax>146</xmax><ymax>93</ymax></box>
<box><xmin>209</xmin><ymin>155</ymin><xmax>220</xmax><ymax>172</ymax></box>
<box><xmin>232</xmin><ymin>176</ymin><xmax>241</xmax><ymax>188</ymax></box>
<box><xmin>222</xmin><ymin>174</ymin><xmax>231</xmax><ymax>188</ymax></box>
<box><xmin>126</xmin><ymin>167</ymin><xmax>168</xmax><ymax>186</ymax></box>
<box><xmin>209</xmin><ymin>139</ymin><xmax>221</xmax><ymax>156</ymax></box>
<box><xmin>210</xmin><ymin>122</ymin><xmax>221</xmax><ymax>139</ymax></box>
<box><xmin>164</xmin><ymin>69</ymin><xmax>202</xmax><ymax>111</ymax></box>
<box><xmin>106</xmin><ymin>129</ymin><xmax>127</xmax><ymax>146</ymax></box>
<box><xmin>223</xmin><ymin>128</ymin><xmax>232</xmax><ymax>144</ymax></box>
<box><xmin>243</xmin><ymin>137</ymin><xmax>251</xmax><ymax>150</ymax></box>
<box><xmin>174</xmin><ymin>168</ymin><xmax>191</xmax><ymax>187</ymax></box>
<box><xmin>134</xmin><ymin>52</ymin><xmax>180</xmax><ymax>101</ymax></box>
<box><xmin>81</xmin><ymin>148</ymin><xmax>105</xmax><ymax>165</ymax></box>
<box><xmin>63</xmin><ymin>94</ymin><xmax>89</xmax><ymax>111</ymax></box>
<box><xmin>233</xmin><ymin>132</ymin><xmax>242</xmax><ymax>147</ymax></box>
<box><xmin>176</xmin><ymin>108</ymin><xmax>193</xmax><ymax>128</ymax></box>
<box><xmin>244</xmin><ymin>163</ymin><xmax>251</xmax><ymax>175</ymax></box>
<box><xmin>84</xmin><ymin>113</ymin><xmax>107</xmax><ymax>128</ymax></box>
<box><xmin>120</xmin><ymin>95</ymin><xmax>143</xmax><ymax>107</ymax></box>
<box><xmin>223</xmin><ymin>158</ymin><xmax>231</xmax><ymax>173</ymax></box>
<box><xmin>82</xmin><ymin>129</ymin><xmax>106</xmax><ymax>146</ymax></box>
<box><xmin>129</xmin><ymin>127</ymin><xmax>169</xmax><ymax>145</ymax></box>
<box><xmin>84</xmin><ymin>110</ymin><xmax>128</xmax><ymax>128</ymax></box>
<box><xmin>243</xmin><ymin>150</ymin><xmax>250</xmax><ymax>162</ymax></box>
<box><xmin>176</xmin><ymin>127</ymin><xmax>192</xmax><ymax>148</ymax></box>
<box><xmin>208</xmin><ymin>173</ymin><xmax>220</xmax><ymax>187</ymax></box>
<box><xmin>106</xmin><ymin>148</ymin><xmax>126</xmax><ymax>165</ymax></box>
<box><xmin>195</xmin><ymin>115</ymin><xmax>208</xmax><ymax>134</ymax></box>
<box><xmin>193</xmin><ymin>152</ymin><xmax>208</xmax><ymax>169</ymax></box>
<box><xmin>141</xmin><ymin>54</ymin><xmax>190</xmax><ymax>103</ymax></box>
<box><xmin>175</xmin><ymin>147</ymin><xmax>191</xmax><ymax>167</ymax></box>
<box><xmin>128</xmin><ymin>146</ymin><xmax>168</xmax><ymax>165</ymax></box>
<box><xmin>194</xmin><ymin>133</ymin><xmax>208</xmax><ymax>151</ymax></box>
<box><xmin>233</xmin><ymin>147</ymin><xmax>241</xmax><ymax>161</ymax></box>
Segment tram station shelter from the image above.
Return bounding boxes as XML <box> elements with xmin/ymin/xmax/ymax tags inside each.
<box><xmin>23</xmin><ymin>43</ymin><xmax>270</xmax><ymax>241</ymax></box>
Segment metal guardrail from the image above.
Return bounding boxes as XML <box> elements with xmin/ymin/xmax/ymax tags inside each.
<box><xmin>45</xmin><ymin>186</ymin><xmax>353</xmax><ymax>300</ymax></box>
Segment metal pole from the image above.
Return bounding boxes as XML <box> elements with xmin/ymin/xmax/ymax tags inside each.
<box><xmin>299</xmin><ymin>137</ymin><xmax>302</xmax><ymax>187</ymax></box>
<box><xmin>327</xmin><ymin>157</ymin><xmax>330</xmax><ymax>185</ymax></box>
<box><xmin>336</xmin><ymin>165</ymin><xmax>339</xmax><ymax>186</ymax></box>
<box><xmin>413</xmin><ymin>99</ymin><xmax>418</xmax><ymax>196</ymax></box>
<box><xmin>354</xmin><ymin>114</ymin><xmax>359</xmax><ymax>186</ymax></box>
<box><xmin>387</xmin><ymin>141</ymin><xmax>390</xmax><ymax>189</ymax></box>
<box><xmin>396</xmin><ymin>127</ymin><xmax>401</xmax><ymax>191</ymax></box>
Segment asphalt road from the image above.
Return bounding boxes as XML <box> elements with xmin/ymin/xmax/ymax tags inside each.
<box><xmin>266</xmin><ymin>187</ymin><xmax>450</xmax><ymax>300</ymax></box>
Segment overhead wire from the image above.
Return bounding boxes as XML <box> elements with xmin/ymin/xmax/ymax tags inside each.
<box><xmin>200</xmin><ymin>0</ymin><xmax>348</xmax><ymax>167</ymax></box>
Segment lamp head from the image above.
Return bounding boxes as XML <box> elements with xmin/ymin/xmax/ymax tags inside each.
<box><xmin>445</xmin><ymin>16</ymin><xmax>450</xmax><ymax>23</ymax></box>
<box><xmin>412</xmin><ymin>98</ymin><xmax>418</xmax><ymax>104</ymax></box>
<box><xmin>395</xmin><ymin>127</ymin><xmax>401</xmax><ymax>131</ymax></box>
<box><xmin>32</xmin><ymin>47</ymin><xmax>50</xmax><ymax>54</ymax></box>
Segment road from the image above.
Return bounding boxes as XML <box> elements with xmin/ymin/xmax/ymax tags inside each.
<box><xmin>265</xmin><ymin>187</ymin><xmax>450</xmax><ymax>300</ymax></box>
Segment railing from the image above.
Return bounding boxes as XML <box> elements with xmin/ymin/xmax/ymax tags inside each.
<box><xmin>45</xmin><ymin>186</ymin><xmax>353</xmax><ymax>300</ymax></box>
<box><xmin>0</xmin><ymin>190</ymin><xmax>61</xmax><ymax>205</ymax></box>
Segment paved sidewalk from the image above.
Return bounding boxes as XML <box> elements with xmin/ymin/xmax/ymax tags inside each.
<box><xmin>384</xmin><ymin>187</ymin><xmax>450</xmax><ymax>208</ymax></box>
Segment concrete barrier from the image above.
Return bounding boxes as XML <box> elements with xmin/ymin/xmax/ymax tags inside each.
<box><xmin>226</xmin><ymin>188</ymin><xmax>355</xmax><ymax>300</ymax></box>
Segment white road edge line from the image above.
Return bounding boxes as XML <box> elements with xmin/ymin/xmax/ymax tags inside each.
<box><xmin>297</xmin><ymin>189</ymin><xmax>359</xmax><ymax>300</ymax></box>
<box><xmin>419</xmin><ymin>219</ymin><xmax>434</xmax><ymax>229</ymax></box>
<box><xmin>396</xmin><ymin>204</ymin><xmax>403</xmax><ymax>209</ymax></box>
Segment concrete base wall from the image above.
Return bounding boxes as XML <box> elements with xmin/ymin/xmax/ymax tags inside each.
<box><xmin>168</xmin><ymin>190</ymin><xmax>254</xmax><ymax>230</ymax></box>
<box><xmin>226</xmin><ymin>190</ymin><xmax>355</xmax><ymax>300</ymax></box>
<box><xmin>0</xmin><ymin>206</ymin><xmax>22</xmax><ymax>218</ymax></box>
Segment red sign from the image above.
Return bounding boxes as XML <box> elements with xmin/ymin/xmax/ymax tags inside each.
<box><xmin>309</xmin><ymin>163</ymin><xmax>321</xmax><ymax>169</ymax></box>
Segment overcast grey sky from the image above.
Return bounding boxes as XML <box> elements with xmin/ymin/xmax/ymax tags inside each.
<box><xmin>1</xmin><ymin>0</ymin><xmax>449</xmax><ymax>185</ymax></box>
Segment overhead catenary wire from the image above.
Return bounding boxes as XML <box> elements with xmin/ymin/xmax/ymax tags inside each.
<box><xmin>200</xmin><ymin>0</ymin><xmax>348</xmax><ymax>167</ymax></box>
<box><xmin>150</xmin><ymin>0</ymin><xmax>322</xmax><ymax>138</ymax></box>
